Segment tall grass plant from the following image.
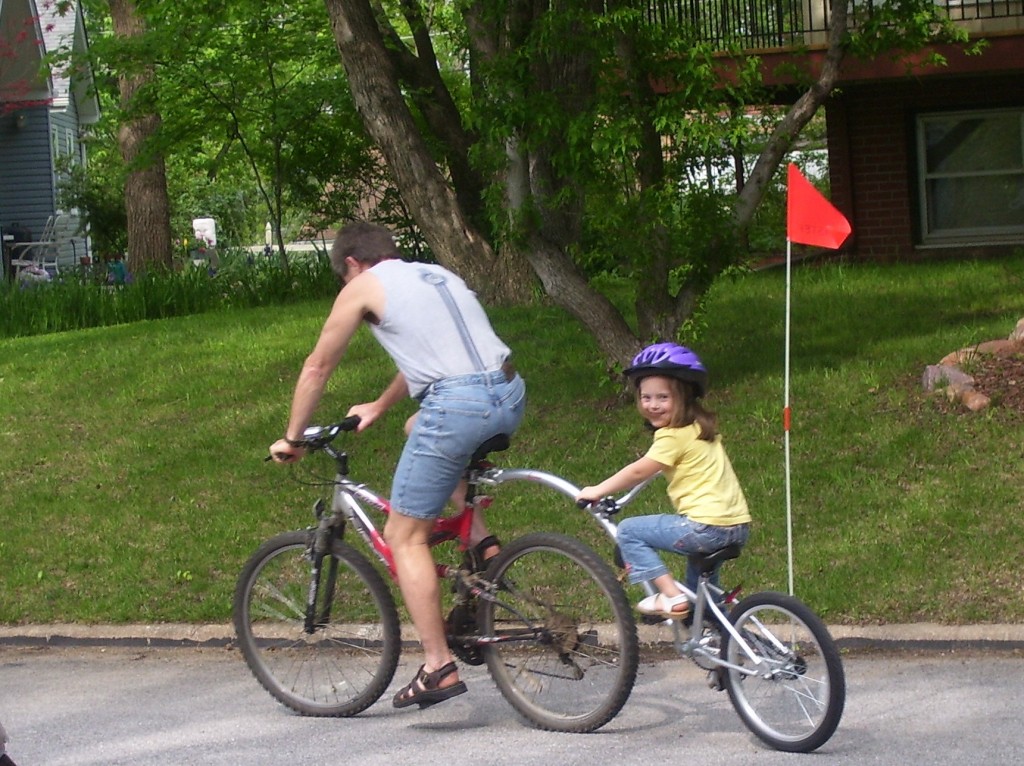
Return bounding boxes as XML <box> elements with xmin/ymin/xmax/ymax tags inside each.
<box><xmin>0</xmin><ymin>248</ymin><xmax>337</xmax><ymax>339</ymax></box>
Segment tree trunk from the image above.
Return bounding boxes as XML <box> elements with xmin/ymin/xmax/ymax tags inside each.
<box><xmin>734</xmin><ymin>1</ymin><xmax>849</xmax><ymax>229</ymax></box>
<box><xmin>610</xmin><ymin>18</ymin><xmax>677</xmax><ymax>341</ymax></box>
<box><xmin>322</xmin><ymin>0</ymin><xmax>852</xmax><ymax>370</ymax></box>
<box><xmin>109</xmin><ymin>0</ymin><xmax>173</xmax><ymax>272</ymax></box>
<box><xmin>323</xmin><ymin>0</ymin><xmax>534</xmax><ymax>305</ymax></box>
<box><xmin>524</xmin><ymin>235</ymin><xmax>640</xmax><ymax>370</ymax></box>
<box><xmin>503</xmin><ymin>1</ymin><xmax>640</xmax><ymax>367</ymax></box>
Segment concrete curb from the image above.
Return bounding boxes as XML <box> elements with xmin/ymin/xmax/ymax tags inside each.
<box><xmin>0</xmin><ymin>624</ymin><xmax>236</xmax><ymax>649</ymax></box>
<box><xmin>2</xmin><ymin>623</ymin><xmax>1024</xmax><ymax>651</ymax></box>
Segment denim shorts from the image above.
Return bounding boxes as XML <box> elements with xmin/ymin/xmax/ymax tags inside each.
<box><xmin>390</xmin><ymin>370</ymin><xmax>526</xmax><ymax>520</ymax></box>
<box><xmin>617</xmin><ymin>513</ymin><xmax>750</xmax><ymax>590</ymax></box>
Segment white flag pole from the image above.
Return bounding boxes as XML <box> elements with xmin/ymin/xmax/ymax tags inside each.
<box><xmin>784</xmin><ymin>237</ymin><xmax>795</xmax><ymax>597</ymax></box>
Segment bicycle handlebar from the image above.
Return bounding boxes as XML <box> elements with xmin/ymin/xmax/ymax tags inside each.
<box><xmin>266</xmin><ymin>415</ymin><xmax>362</xmax><ymax>461</ymax></box>
<box><xmin>295</xmin><ymin>415</ymin><xmax>361</xmax><ymax>449</ymax></box>
<box><xmin>269</xmin><ymin>418</ymin><xmax>653</xmax><ymax>520</ymax></box>
<box><xmin>576</xmin><ymin>497</ymin><xmax>619</xmax><ymax>514</ymax></box>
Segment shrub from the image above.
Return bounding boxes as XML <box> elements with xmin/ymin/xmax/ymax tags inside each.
<box><xmin>0</xmin><ymin>247</ymin><xmax>337</xmax><ymax>339</ymax></box>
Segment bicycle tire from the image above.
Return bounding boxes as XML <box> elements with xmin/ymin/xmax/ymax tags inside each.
<box><xmin>478</xmin><ymin>531</ymin><xmax>639</xmax><ymax>733</ymax></box>
<box><xmin>721</xmin><ymin>591</ymin><xmax>845</xmax><ymax>752</ymax></box>
<box><xmin>233</xmin><ymin>530</ymin><xmax>401</xmax><ymax>716</ymax></box>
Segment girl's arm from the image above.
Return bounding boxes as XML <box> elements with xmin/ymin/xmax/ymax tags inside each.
<box><xmin>577</xmin><ymin>456</ymin><xmax>667</xmax><ymax>502</ymax></box>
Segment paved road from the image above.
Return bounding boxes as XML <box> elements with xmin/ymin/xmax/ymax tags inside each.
<box><xmin>1</xmin><ymin>644</ymin><xmax>1022</xmax><ymax>765</ymax></box>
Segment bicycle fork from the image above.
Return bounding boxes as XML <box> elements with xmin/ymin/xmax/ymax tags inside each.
<box><xmin>303</xmin><ymin>498</ymin><xmax>342</xmax><ymax>634</ymax></box>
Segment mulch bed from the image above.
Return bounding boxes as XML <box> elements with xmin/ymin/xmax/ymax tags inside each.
<box><xmin>968</xmin><ymin>353</ymin><xmax>1024</xmax><ymax>413</ymax></box>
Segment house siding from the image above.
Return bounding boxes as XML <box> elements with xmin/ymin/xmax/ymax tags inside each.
<box><xmin>50</xmin><ymin>105</ymin><xmax>87</xmax><ymax>268</ymax></box>
<box><xmin>0</xmin><ymin>104</ymin><xmax>55</xmax><ymax>242</ymax></box>
<box><xmin>826</xmin><ymin>72</ymin><xmax>1024</xmax><ymax>260</ymax></box>
<box><xmin>1</xmin><ymin>0</ymin><xmax>96</xmax><ymax>271</ymax></box>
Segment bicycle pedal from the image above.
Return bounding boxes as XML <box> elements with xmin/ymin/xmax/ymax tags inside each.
<box><xmin>707</xmin><ymin>668</ymin><xmax>725</xmax><ymax>692</ymax></box>
<box><xmin>577</xmin><ymin>629</ymin><xmax>598</xmax><ymax>646</ymax></box>
<box><xmin>640</xmin><ymin>614</ymin><xmax>669</xmax><ymax>625</ymax></box>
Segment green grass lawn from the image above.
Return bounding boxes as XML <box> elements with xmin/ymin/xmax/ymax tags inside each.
<box><xmin>2</xmin><ymin>254</ymin><xmax>1023</xmax><ymax>626</ymax></box>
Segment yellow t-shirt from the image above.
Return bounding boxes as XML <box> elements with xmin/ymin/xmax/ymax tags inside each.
<box><xmin>645</xmin><ymin>424</ymin><xmax>751</xmax><ymax>526</ymax></box>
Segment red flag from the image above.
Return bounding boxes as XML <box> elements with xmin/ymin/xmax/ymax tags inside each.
<box><xmin>786</xmin><ymin>163</ymin><xmax>851</xmax><ymax>249</ymax></box>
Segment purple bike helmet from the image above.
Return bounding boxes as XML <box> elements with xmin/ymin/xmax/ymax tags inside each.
<box><xmin>624</xmin><ymin>342</ymin><xmax>708</xmax><ymax>397</ymax></box>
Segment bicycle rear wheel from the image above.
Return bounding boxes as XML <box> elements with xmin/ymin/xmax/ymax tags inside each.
<box><xmin>233</xmin><ymin>530</ymin><xmax>401</xmax><ymax>716</ymax></box>
<box><xmin>722</xmin><ymin>591</ymin><xmax>845</xmax><ymax>752</ymax></box>
<box><xmin>478</xmin><ymin>532</ymin><xmax>638</xmax><ymax>733</ymax></box>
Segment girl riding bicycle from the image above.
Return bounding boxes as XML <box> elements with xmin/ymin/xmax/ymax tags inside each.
<box><xmin>577</xmin><ymin>343</ymin><xmax>751</xmax><ymax>620</ymax></box>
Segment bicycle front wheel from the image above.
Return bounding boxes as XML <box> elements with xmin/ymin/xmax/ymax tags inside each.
<box><xmin>478</xmin><ymin>532</ymin><xmax>638</xmax><ymax>733</ymax></box>
<box><xmin>722</xmin><ymin>591</ymin><xmax>845</xmax><ymax>752</ymax></box>
<box><xmin>233</xmin><ymin>530</ymin><xmax>401</xmax><ymax>716</ymax></box>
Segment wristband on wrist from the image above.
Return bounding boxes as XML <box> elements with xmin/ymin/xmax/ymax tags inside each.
<box><xmin>284</xmin><ymin>437</ymin><xmax>305</xmax><ymax>447</ymax></box>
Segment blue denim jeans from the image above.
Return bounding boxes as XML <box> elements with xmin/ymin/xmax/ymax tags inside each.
<box><xmin>617</xmin><ymin>514</ymin><xmax>750</xmax><ymax>592</ymax></box>
<box><xmin>391</xmin><ymin>370</ymin><xmax>526</xmax><ymax>520</ymax></box>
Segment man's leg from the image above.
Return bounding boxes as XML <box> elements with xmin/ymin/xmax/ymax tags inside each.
<box><xmin>404</xmin><ymin>411</ymin><xmax>498</xmax><ymax>556</ymax></box>
<box><xmin>384</xmin><ymin>511</ymin><xmax>459</xmax><ymax>679</ymax></box>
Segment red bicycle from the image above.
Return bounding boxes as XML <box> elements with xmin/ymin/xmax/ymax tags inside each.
<box><xmin>233</xmin><ymin>416</ymin><xmax>638</xmax><ymax>733</ymax></box>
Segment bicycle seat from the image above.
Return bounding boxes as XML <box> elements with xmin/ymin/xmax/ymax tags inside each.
<box><xmin>470</xmin><ymin>434</ymin><xmax>510</xmax><ymax>464</ymax></box>
<box><xmin>689</xmin><ymin>544</ymin><xmax>742</xmax><ymax>576</ymax></box>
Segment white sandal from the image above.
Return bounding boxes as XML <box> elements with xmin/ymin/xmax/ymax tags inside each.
<box><xmin>636</xmin><ymin>592</ymin><xmax>690</xmax><ymax>619</ymax></box>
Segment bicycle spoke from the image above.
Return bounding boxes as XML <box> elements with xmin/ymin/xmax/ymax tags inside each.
<box><xmin>479</xmin><ymin>533</ymin><xmax>638</xmax><ymax>733</ymax></box>
<box><xmin>234</xmin><ymin>533</ymin><xmax>401</xmax><ymax>717</ymax></box>
<box><xmin>723</xmin><ymin>592</ymin><xmax>845</xmax><ymax>753</ymax></box>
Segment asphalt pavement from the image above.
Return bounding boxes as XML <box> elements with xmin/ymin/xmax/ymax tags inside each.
<box><xmin>1</xmin><ymin>636</ymin><xmax>1022</xmax><ymax>766</ymax></box>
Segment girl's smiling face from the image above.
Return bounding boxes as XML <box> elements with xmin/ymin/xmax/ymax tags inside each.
<box><xmin>638</xmin><ymin>375</ymin><xmax>677</xmax><ymax>428</ymax></box>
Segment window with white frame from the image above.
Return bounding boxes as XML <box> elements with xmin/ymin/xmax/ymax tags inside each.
<box><xmin>916</xmin><ymin>108</ymin><xmax>1024</xmax><ymax>244</ymax></box>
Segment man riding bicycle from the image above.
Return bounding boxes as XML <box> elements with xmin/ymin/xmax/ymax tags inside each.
<box><xmin>269</xmin><ymin>221</ymin><xmax>526</xmax><ymax>709</ymax></box>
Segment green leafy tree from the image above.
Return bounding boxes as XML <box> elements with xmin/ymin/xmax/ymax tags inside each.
<box><xmin>78</xmin><ymin>0</ymin><xmax>397</xmax><ymax>268</ymax></box>
<box><xmin>56</xmin><ymin>124</ymin><xmax>128</xmax><ymax>259</ymax></box>
<box><xmin>323</xmin><ymin>0</ymin><xmax>970</xmax><ymax>367</ymax></box>
<box><xmin>141</xmin><ymin>0</ymin><xmax>387</xmax><ymax>267</ymax></box>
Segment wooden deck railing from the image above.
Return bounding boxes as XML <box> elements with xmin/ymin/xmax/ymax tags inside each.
<box><xmin>642</xmin><ymin>0</ymin><xmax>1024</xmax><ymax>50</ymax></box>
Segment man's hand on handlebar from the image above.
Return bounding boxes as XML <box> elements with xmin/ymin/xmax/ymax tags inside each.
<box><xmin>267</xmin><ymin>415</ymin><xmax>361</xmax><ymax>463</ymax></box>
<box><xmin>345</xmin><ymin>402</ymin><xmax>383</xmax><ymax>432</ymax></box>
<box><xmin>268</xmin><ymin>438</ymin><xmax>306</xmax><ymax>464</ymax></box>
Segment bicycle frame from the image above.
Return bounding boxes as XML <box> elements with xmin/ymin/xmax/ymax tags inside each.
<box><xmin>247</xmin><ymin>420</ymin><xmax>841</xmax><ymax>745</ymax></box>
<box><xmin>317</xmin><ymin>456</ymin><xmax>625</xmax><ymax>656</ymax></box>
<box><xmin>478</xmin><ymin>466</ymin><xmax>769</xmax><ymax>677</ymax></box>
<box><xmin>303</xmin><ymin>427</ymin><xmax>765</xmax><ymax>675</ymax></box>
<box><xmin>318</xmin><ymin>441</ymin><xmax>483</xmax><ymax>581</ymax></box>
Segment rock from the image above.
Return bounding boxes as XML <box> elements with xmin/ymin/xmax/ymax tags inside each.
<box><xmin>939</xmin><ymin>348</ymin><xmax>977</xmax><ymax>366</ymax></box>
<box><xmin>960</xmin><ymin>389</ymin><xmax>991</xmax><ymax>412</ymax></box>
<box><xmin>927</xmin><ymin>317</ymin><xmax>1023</xmax><ymax>414</ymax></box>
<box><xmin>976</xmin><ymin>339</ymin><xmax>1020</xmax><ymax>356</ymax></box>
<box><xmin>921</xmin><ymin>364</ymin><xmax>974</xmax><ymax>392</ymax></box>
<box><xmin>1010</xmin><ymin>318</ymin><xmax>1024</xmax><ymax>343</ymax></box>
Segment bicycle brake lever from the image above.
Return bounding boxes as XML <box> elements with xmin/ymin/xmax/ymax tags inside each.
<box><xmin>585</xmin><ymin>497</ymin><xmax>620</xmax><ymax>516</ymax></box>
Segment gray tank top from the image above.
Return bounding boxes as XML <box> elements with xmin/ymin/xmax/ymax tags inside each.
<box><xmin>367</xmin><ymin>260</ymin><xmax>511</xmax><ymax>398</ymax></box>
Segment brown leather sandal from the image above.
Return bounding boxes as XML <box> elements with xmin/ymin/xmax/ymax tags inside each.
<box><xmin>392</xmin><ymin>661</ymin><xmax>467</xmax><ymax>709</ymax></box>
<box><xmin>468</xmin><ymin>535</ymin><xmax>501</xmax><ymax>573</ymax></box>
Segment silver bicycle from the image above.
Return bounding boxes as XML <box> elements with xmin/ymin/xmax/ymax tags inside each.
<box><xmin>477</xmin><ymin>469</ymin><xmax>846</xmax><ymax>753</ymax></box>
<box><xmin>234</xmin><ymin>417</ymin><xmax>639</xmax><ymax>733</ymax></box>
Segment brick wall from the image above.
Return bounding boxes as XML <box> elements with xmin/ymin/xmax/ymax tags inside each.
<box><xmin>825</xmin><ymin>73</ymin><xmax>1024</xmax><ymax>260</ymax></box>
